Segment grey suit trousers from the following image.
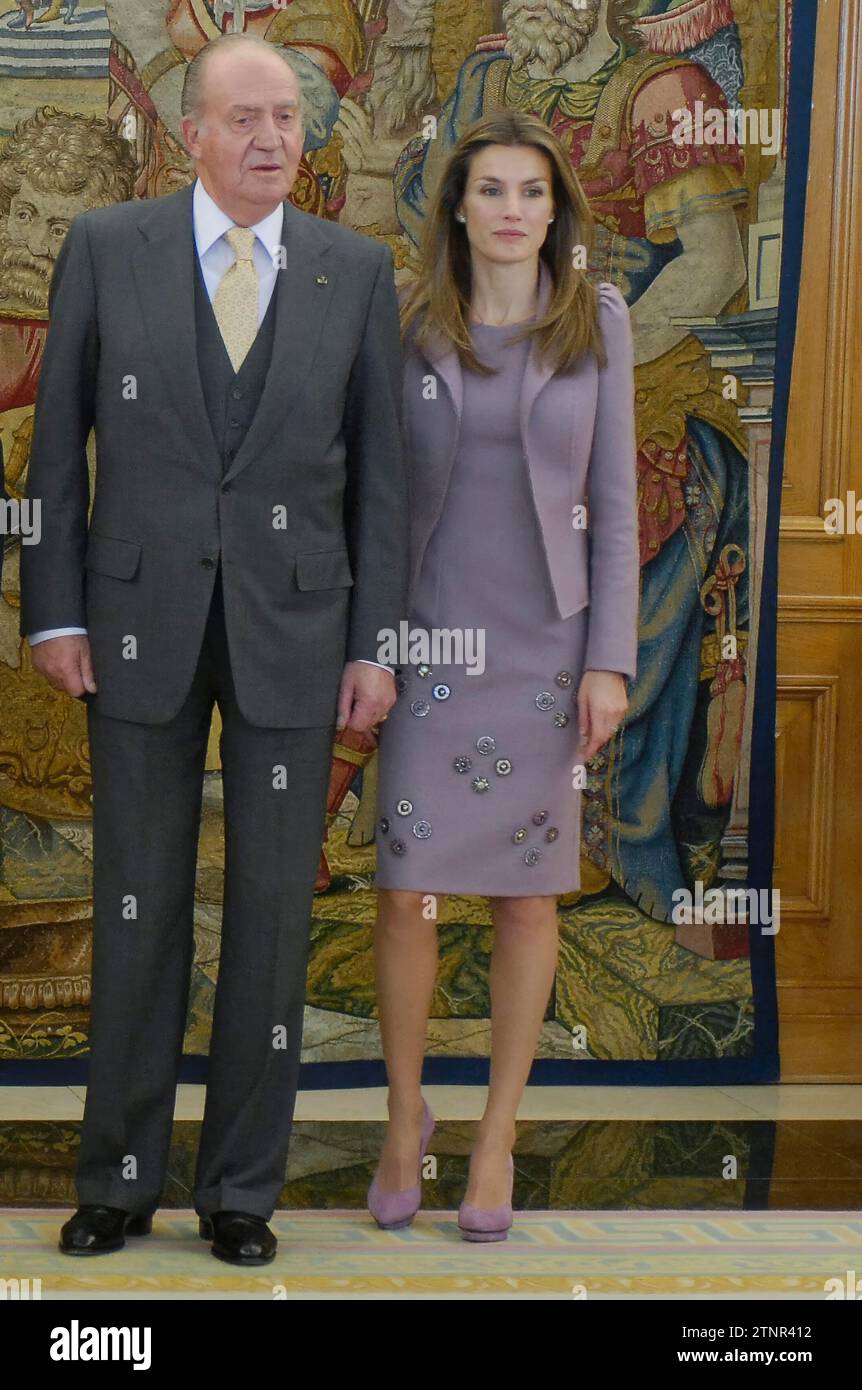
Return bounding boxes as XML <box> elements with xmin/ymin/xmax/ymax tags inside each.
<box><xmin>76</xmin><ymin>565</ymin><xmax>334</xmax><ymax>1220</ymax></box>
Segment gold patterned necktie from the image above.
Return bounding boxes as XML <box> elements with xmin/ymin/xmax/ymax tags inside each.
<box><xmin>212</xmin><ymin>226</ymin><xmax>259</xmax><ymax>372</ymax></box>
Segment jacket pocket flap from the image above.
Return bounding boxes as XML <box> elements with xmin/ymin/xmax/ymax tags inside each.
<box><xmin>84</xmin><ymin>532</ymin><xmax>142</xmax><ymax>580</ymax></box>
<box><xmin>295</xmin><ymin>548</ymin><xmax>354</xmax><ymax>591</ymax></box>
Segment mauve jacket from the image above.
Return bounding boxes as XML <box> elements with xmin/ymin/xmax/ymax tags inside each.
<box><xmin>401</xmin><ymin>262</ymin><xmax>640</xmax><ymax>681</ymax></box>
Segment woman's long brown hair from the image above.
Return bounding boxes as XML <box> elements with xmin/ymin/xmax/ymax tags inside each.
<box><xmin>400</xmin><ymin>110</ymin><xmax>607</xmax><ymax>375</ymax></box>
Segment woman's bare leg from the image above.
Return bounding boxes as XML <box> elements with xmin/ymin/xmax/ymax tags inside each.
<box><xmin>464</xmin><ymin>894</ymin><xmax>559</xmax><ymax>1208</ymax></box>
<box><xmin>372</xmin><ymin>887</ymin><xmax>440</xmax><ymax>1190</ymax></box>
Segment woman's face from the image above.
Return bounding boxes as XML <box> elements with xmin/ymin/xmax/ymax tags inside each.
<box><xmin>457</xmin><ymin>143</ymin><xmax>555</xmax><ymax>268</ymax></box>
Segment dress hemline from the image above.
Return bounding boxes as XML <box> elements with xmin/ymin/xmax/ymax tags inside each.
<box><xmin>373</xmin><ymin>876</ymin><xmax>581</xmax><ymax>898</ymax></box>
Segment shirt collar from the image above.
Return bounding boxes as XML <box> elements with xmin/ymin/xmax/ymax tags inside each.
<box><xmin>193</xmin><ymin>177</ymin><xmax>285</xmax><ymax>258</ymax></box>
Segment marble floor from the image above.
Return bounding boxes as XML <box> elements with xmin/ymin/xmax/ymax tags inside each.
<box><xmin>2</xmin><ymin>1084</ymin><xmax>862</xmax><ymax>1211</ymax></box>
<box><xmin>2</xmin><ymin>1087</ymin><xmax>860</xmax><ymax>1298</ymax></box>
<box><xmin>6</xmin><ymin>1082</ymin><xmax>862</xmax><ymax>1120</ymax></box>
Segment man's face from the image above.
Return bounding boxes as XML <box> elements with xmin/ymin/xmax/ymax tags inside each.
<box><xmin>181</xmin><ymin>48</ymin><xmax>305</xmax><ymax>218</ymax></box>
<box><xmin>1</xmin><ymin>177</ymin><xmax>92</xmax><ymax>309</ymax></box>
<box><xmin>503</xmin><ymin>0</ymin><xmax>602</xmax><ymax>76</ymax></box>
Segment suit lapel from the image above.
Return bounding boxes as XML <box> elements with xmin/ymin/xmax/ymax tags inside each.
<box><xmin>133</xmin><ymin>183</ymin><xmax>220</xmax><ymax>475</ymax></box>
<box><xmin>133</xmin><ymin>186</ymin><xmax>335</xmax><ymax>484</ymax></box>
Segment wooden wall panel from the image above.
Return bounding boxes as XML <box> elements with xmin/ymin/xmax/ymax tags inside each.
<box><xmin>777</xmin><ymin>0</ymin><xmax>862</xmax><ymax>1078</ymax></box>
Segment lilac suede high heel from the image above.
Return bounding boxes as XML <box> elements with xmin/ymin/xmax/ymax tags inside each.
<box><xmin>367</xmin><ymin>1098</ymin><xmax>436</xmax><ymax>1230</ymax></box>
<box><xmin>458</xmin><ymin>1153</ymin><xmax>515</xmax><ymax>1243</ymax></box>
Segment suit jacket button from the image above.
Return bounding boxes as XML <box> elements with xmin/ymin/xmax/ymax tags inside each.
<box><xmin>221</xmin><ymin>483</ymin><xmax>232</xmax><ymax>494</ymax></box>
<box><xmin>201</xmin><ymin>557</ymin><xmax>216</xmax><ymax>569</ymax></box>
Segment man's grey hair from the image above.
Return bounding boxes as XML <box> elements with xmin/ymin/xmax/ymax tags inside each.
<box><xmin>181</xmin><ymin>33</ymin><xmax>305</xmax><ymax>125</ymax></box>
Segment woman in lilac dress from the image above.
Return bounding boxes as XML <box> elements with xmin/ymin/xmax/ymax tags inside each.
<box><xmin>368</xmin><ymin>112</ymin><xmax>639</xmax><ymax>1240</ymax></box>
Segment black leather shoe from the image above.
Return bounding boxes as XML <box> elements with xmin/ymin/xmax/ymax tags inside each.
<box><xmin>59</xmin><ymin>1204</ymin><xmax>154</xmax><ymax>1256</ymax></box>
<box><xmin>198</xmin><ymin>1210</ymin><xmax>277</xmax><ymax>1265</ymax></box>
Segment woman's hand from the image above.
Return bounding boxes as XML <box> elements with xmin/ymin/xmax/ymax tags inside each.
<box><xmin>576</xmin><ymin>670</ymin><xmax>628</xmax><ymax>762</ymax></box>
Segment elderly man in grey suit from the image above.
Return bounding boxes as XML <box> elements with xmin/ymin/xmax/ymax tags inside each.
<box><xmin>20</xmin><ymin>33</ymin><xmax>407</xmax><ymax>1265</ymax></box>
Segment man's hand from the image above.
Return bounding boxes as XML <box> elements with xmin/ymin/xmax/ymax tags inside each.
<box><xmin>29</xmin><ymin>634</ymin><xmax>97</xmax><ymax>698</ymax></box>
<box><xmin>576</xmin><ymin>670</ymin><xmax>628</xmax><ymax>762</ymax></box>
<box><xmin>336</xmin><ymin>660</ymin><xmax>396</xmax><ymax>736</ymax></box>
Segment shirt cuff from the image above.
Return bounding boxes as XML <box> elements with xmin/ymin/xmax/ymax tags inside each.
<box><xmin>355</xmin><ymin>658</ymin><xmax>394</xmax><ymax>673</ymax></box>
<box><xmin>28</xmin><ymin>627</ymin><xmax>88</xmax><ymax>646</ymax></box>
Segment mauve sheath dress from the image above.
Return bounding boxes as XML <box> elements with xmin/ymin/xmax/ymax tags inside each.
<box><xmin>375</xmin><ymin>320</ymin><xmax>588</xmax><ymax>897</ymax></box>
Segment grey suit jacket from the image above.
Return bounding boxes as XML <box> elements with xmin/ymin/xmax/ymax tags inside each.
<box><xmin>402</xmin><ymin>264</ymin><xmax>640</xmax><ymax>680</ymax></box>
<box><xmin>20</xmin><ymin>182</ymin><xmax>409</xmax><ymax>726</ymax></box>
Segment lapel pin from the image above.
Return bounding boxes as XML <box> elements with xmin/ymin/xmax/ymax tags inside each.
<box><xmin>315</xmin><ymin>274</ymin><xmax>328</xmax><ymax>286</ymax></box>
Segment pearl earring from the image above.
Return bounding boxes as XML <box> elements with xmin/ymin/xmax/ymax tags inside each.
<box><xmin>456</xmin><ymin>213</ymin><xmax>466</xmax><ymax>223</ymax></box>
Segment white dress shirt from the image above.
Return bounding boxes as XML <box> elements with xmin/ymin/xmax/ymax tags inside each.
<box><xmin>193</xmin><ymin>175</ymin><xmax>284</xmax><ymax>326</ymax></box>
<box><xmin>28</xmin><ymin>179</ymin><xmax>389</xmax><ymax>674</ymax></box>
